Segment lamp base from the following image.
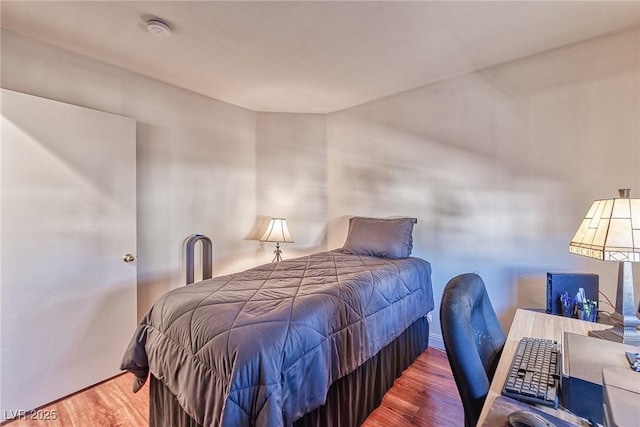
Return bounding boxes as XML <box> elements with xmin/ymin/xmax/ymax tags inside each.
<box><xmin>271</xmin><ymin>242</ymin><xmax>283</xmax><ymax>263</ymax></box>
<box><xmin>588</xmin><ymin>261</ymin><xmax>640</xmax><ymax>347</ymax></box>
<box><xmin>589</xmin><ymin>327</ymin><xmax>640</xmax><ymax>347</ymax></box>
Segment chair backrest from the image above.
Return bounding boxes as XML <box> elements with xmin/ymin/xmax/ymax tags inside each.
<box><xmin>440</xmin><ymin>273</ymin><xmax>506</xmax><ymax>427</ymax></box>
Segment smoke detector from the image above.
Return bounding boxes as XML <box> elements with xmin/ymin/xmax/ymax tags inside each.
<box><xmin>146</xmin><ymin>19</ymin><xmax>171</xmax><ymax>37</ymax></box>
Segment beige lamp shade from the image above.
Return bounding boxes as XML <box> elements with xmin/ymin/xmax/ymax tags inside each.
<box><xmin>260</xmin><ymin>218</ymin><xmax>295</xmax><ymax>243</ymax></box>
<box><xmin>569</xmin><ymin>189</ymin><xmax>640</xmax><ymax>262</ymax></box>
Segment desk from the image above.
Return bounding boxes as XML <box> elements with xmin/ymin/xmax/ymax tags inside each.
<box><xmin>477</xmin><ymin>308</ymin><xmax>609</xmax><ymax>426</ymax></box>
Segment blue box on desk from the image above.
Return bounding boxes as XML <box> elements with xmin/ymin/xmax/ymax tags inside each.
<box><xmin>546</xmin><ymin>273</ymin><xmax>598</xmax><ymax>315</ymax></box>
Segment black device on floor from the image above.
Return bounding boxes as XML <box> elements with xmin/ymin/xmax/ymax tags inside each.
<box><xmin>502</xmin><ymin>337</ymin><xmax>561</xmax><ymax>408</ymax></box>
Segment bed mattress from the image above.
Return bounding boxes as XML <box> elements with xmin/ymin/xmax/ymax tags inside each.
<box><xmin>121</xmin><ymin>249</ymin><xmax>433</xmax><ymax>427</ymax></box>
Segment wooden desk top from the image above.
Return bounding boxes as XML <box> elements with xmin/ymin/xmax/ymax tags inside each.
<box><xmin>477</xmin><ymin>308</ymin><xmax>609</xmax><ymax>426</ymax></box>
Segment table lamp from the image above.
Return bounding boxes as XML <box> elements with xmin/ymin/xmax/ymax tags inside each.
<box><xmin>260</xmin><ymin>218</ymin><xmax>294</xmax><ymax>262</ymax></box>
<box><xmin>569</xmin><ymin>188</ymin><xmax>640</xmax><ymax>346</ymax></box>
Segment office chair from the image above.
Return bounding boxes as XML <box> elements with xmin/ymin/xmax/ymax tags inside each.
<box><xmin>440</xmin><ymin>273</ymin><xmax>506</xmax><ymax>427</ymax></box>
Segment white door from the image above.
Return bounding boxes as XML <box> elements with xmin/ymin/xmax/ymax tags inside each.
<box><xmin>0</xmin><ymin>89</ymin><xmax>137</xmax><ymax>419</ymax></box>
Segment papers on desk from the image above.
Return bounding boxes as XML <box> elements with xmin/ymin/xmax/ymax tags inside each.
<box><xmin>602</xmin><ymin>367</ymin><xmax>640</xmax><ymax>427</ymax></box>
<box><xmin>562</xmin><ymin>332</ymin><xmax>640</xmax><ymax>425</ymax></box>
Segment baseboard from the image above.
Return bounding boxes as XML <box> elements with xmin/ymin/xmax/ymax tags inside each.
<box><xmin>429</xmin><ymin>332</ymin><xmax>444</xmax><ymax>350</ymax></box>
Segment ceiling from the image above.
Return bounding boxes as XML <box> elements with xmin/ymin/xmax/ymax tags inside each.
<box><xmin>2</xmin><ymin>1</ymin><xmax>639</xmax><ymax>113</ymax></box>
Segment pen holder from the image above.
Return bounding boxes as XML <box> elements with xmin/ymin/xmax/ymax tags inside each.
<box><xmin>561</xmin><ymin>301</ymin><xmax>574</xmax><ymax>318</ymax></box>
<box><xmin>576</xmin><ymin>302</ymin><xmax>597</xmax><ymax>322</ymax></box>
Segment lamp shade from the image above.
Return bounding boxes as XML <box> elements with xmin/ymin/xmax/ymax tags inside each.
<box><xmin>260</xmin><ymin>218</ymin><xmax>294</xmax><ymax>243</ymax></box>
<box><xmin>569</xmin><ymin>189</ymin><xmax>640</xmax><ymax>262</ymax></box>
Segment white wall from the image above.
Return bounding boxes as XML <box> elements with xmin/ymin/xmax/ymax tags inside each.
<box><xmin>256</xmin><ymin>113</ymin><xmax>327</xmax><ymax>262</ymax></box>
<box><xmin>3</xmin><ymin>27</ymin><xmax>639</xmax><ymax>346</ymax></box>
<box><xmin>327</xmin><ymin>28</ymin><xmax>640</xmax><ymax>343</ymax></box>
<box><xmin>1</xmin><ymin>30</ymin><xmax>258</xmax><ymax>319</ymax></box>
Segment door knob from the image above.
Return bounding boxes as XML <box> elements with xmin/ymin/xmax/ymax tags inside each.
<box><xmin>123</xmin><ymin>253</ymin><xmax>136</xmax><ymax>263</ymax></box>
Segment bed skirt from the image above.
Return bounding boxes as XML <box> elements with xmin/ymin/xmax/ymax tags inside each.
<box><xmin>149</xmin><ymin>315</ymin><xmax>430</xmax><ymax>427</ymax></box>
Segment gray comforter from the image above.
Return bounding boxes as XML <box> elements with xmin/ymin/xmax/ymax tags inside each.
<box><xmin>121</xmin><ymin>250</ymin><xmax>433</xmax><ymax>427</ymax></box>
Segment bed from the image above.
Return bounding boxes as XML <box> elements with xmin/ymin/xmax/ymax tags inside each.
<box><xmin>121</xmin><ymin>217</ymin><xmax>434</xmax><ymax>427</ymax></box>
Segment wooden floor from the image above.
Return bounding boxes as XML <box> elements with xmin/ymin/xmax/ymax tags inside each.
<box><xmin>362</xmin><ymin>349</ymin><xmax>464</xmax><ymax>427</ymax></box>
<box><xmin>3</xmin><ymin>348</ymin><xmax>463</xmax><ymax>427</ymax></box>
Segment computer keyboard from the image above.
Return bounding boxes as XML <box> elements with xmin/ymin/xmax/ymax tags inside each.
<box><xmin>502</xmin><ymin>337</ymin><xmax>561</xmax><ymax>408</ymax></box>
